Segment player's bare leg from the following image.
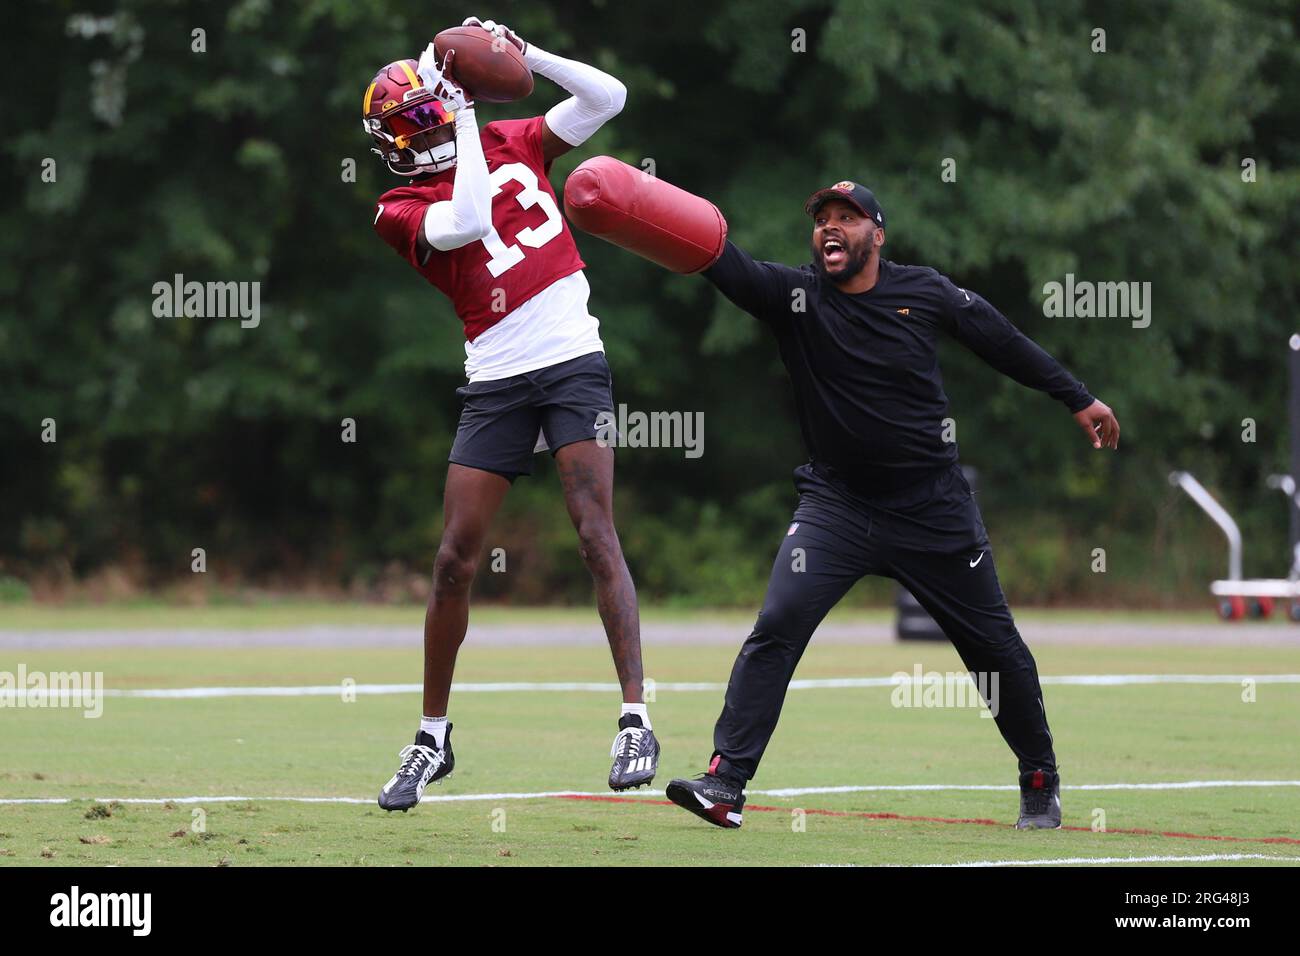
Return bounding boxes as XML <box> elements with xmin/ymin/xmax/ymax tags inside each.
<box><xmin>423</xmin><ymin>463</ymin><xmax>512</xmax><ymax>715</ymax></box>
<box><xmin>554</xmin><ymin>437</ymin><xmax>658</xmax><ymax>789</ymax></box>
<box><xmin>555</xmin><ymin>438</ymin><xmax>642</xmax><ymax>697</ymax></box>
<box><xmin>379</xmin><ymin>463</ymin><xmax>509</xmax><ymax>811</ymax></box>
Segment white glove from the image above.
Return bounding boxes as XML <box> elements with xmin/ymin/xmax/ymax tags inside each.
<box><xmin>461</xmin><ymin>16</ymin><xmax>528</xmax><ymax>57</ymax></box>
<box><xmin>416</xmin><ymin>42</ymin><xmax>473</xmax><ymax>111</ymax></box>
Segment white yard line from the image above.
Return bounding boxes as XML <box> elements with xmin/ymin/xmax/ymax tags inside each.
<box><xmin>922</xmin><ymin>853</ymin><xmax>1300</xmax><ymax>867</ymax></box>
<box><xmin>23</xmin><ymin>672</ymin><xmax>1294</xmax><ymax>700</ymax></box>
<box><xmin>0</xmin><ymin>791</ymin><xmax>627</xmax><ymax>806</ymax></box>
<box><xmin>1041</xmin><ymin>674</ymin><xmax>1300</xmax><ymax>685</ymax></box>
<box><xmin>757</xmin><ymin>780</ymin><xmax>1300</xmax><ymax>796</ymax></box>
<box><xmin>4</xmin><ymin>779</ymin><xmax>1300</xmax><ymax>806</ymax></box>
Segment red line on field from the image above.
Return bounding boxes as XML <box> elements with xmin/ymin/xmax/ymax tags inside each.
<box><xmin>556</xmin><ymin>794</ymin><xmax>1300</xmax><ymax>846</ymax></box>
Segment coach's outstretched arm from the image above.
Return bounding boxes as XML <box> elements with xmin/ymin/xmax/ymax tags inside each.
<box><xmin>700</xmin><ymin>241</ymin><xmax>804</xmax><ymax>325</ymax></box>
<box><xmin>940</xmin><ymin>279</ymin><xmax>1120</xmax><ymax>449</ymax></box>
<box><xmin>415</xmin><ymin>46</ymin><xmax>492</xmax><ymax>252</ymax></box>
<box><xmin>462</xmin><ymin>17</ymin><xmax>626</xmax><ymax>159</ymax></box>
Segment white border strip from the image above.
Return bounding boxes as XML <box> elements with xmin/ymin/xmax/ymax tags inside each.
<box><xmin>0</xmin><ymin>791</ymin><xmax>623</xmax><ymax>806</ymax></box>
<box><xmin>757</xmin><ymin>780</ymin><xmax>1300</xmax><ymax>796</ymax></box>
<box><xmin>75</xmin><ymin>673</ymin><xmax>1300</xmax><ymax>699</ymax></box>
<box><xmin>922</xmin><ymin>853</ymin><xmax>1300</xmax><ymax>867</ymax></box>
<box><xmin>4</xmin><ymin>779</ymin><xmax>1300</xmax><ymax>806</ymax></box>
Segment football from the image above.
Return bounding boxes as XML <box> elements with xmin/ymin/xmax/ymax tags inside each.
<box><xmin>433</xmin><ymin>26</ymin><xmax>533</xmax><ymax>103</ymax></box>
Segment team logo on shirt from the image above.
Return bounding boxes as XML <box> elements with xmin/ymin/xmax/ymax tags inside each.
<box><xmin>896</xmin><ymin>308</ymin><xmax>910</xmax><ymax>315</ymax></box>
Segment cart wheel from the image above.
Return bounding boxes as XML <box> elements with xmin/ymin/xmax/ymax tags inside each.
<box><xmin>1289</xmin><ymin>601</ymin><xmax>1300</xmax><ymax>623</ymax></box>
<box><xmin>1249</xmin><ymin>597</ymin><xmax>1275</xmax><ymax>619</ymax></box>
<box><xmin>1218</xmin><ymin>596</ymin><xmax>1246</xmax><ymax>621</ymax></box>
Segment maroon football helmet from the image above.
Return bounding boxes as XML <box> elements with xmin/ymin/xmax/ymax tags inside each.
<box><xmin>362</xmin><ymin>59</ymin><xmax>458</xmax><ymax>176</ymax></box>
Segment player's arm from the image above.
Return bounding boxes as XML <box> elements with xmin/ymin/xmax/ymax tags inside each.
<box><xmin>939</xmin><ymin>277</ymin><xmax>1120</xmax><ymax>449</ymax></box>
<box><xmin>417</xmin><ymin>107</ymin><xmax>491</xmax><ymax>256</ymax></box>
<box><xmin>414</xmin><ymin>46</ymin><xmax>492</xmax><ymax>261</ymax></box>
<box><xmin>462</xmin><ymin>17</ymin><xmax>626</xmax><ymax>162</ymax></box>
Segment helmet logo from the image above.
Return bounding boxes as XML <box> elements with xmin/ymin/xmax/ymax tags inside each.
<box><xmin>381</xmin><ymin>99</ymin><xmax>398</xmax><ymax>111</ymax></box>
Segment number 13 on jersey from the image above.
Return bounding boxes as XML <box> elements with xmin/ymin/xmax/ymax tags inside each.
<box><xmin>481</xmin><ymin>162</ymin><xmax>564</xmax><ymax>278</ymax></box>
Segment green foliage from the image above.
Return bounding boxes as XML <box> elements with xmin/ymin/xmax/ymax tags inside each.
<box><xmin>2</xmin><ymin>0</ymin><xmax>1296</xmax><ymax>603</ymax></box>
<box><xmin>0</xmin><ymin>575</ymin><xmax>34</xmax><ymax>604</ymax></box>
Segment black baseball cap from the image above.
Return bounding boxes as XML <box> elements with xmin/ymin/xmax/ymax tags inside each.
<box><xmin>804</xmin><ymin>180</ymin><xmax>886</xmax><ymax>228</ymax></box>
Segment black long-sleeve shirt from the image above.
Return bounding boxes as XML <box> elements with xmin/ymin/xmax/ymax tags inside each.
<box><xmin>704</xmin><ymin>241</ymin><xmax>1093</xmax><ymax>496</ymax></box>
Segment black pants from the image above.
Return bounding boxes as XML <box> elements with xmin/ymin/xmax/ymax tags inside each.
<box><xmin>712</xmin><ymin>461</ymin><xmax>1056</xmax><ymax>783</ymax></box>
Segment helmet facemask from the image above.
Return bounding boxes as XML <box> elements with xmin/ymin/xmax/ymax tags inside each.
<box><xmin>364</xmin><ymin>85</ymin><xmax>459</xmax><ymax>177</ymax></box>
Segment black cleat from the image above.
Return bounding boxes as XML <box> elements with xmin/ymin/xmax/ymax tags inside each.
<box><xmin>1016</xmin><ymin>769</ymin><xmax>1062</xmax><ymax>829</ymax></box>
<box><xmin>666</xmin><ymin>769</ymin><xmax>745</xmax><ymax>829</ymax></box>
<box><xmin>377</xmin><ymin>726</ymin><xmax>454</xmax><ymax>812</ymax></box>
<box><xmin>608</xmin><ymin>714</ymin><xmax>660</xmax><ymax>791</ymax></box>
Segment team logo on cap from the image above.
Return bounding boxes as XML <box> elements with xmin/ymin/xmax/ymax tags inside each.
<box><xmin>834</xmin><ymin>180</ymin><xmax>856</xmax><ymax>191</ymax></box>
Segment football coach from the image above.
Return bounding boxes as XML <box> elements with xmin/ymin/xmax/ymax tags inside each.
<box><xmin>661</xmin><ymin>180</ymin><xmax>1120</xmax><ymax>831</ymax></box>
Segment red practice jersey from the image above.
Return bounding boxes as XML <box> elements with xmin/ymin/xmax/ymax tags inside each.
<box><xmin>373</xmin><ymin>116</ymin><xmax>586</xmax><ymax>342</ymax></box>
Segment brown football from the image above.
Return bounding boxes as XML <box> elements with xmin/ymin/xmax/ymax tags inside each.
<box><xmin>433</xmin><ymin>26</ymin><xmax>533</xmax><ymax>103</ymax></box>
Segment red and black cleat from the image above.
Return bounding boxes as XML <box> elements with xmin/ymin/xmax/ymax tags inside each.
<box><xmin>1015</xmin><ymin>769</ymin><xmax>1062</xmax><ymax>829</ymax></box>
<box><xmin>666</xmin><ymin>759</ymin><xmax>746</xmax><ymax>829</ymax></box>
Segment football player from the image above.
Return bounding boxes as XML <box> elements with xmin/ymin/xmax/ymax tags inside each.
<box><xmin>364</xmin><ymin>18</ymin><xmax>658</xmax><ymax>811</ymax></box>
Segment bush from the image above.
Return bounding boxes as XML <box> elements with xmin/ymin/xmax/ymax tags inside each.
<box><xmin>0</xmin><ymin>575</ymin><xmax>33</xmax><ymax>604</ymax></box>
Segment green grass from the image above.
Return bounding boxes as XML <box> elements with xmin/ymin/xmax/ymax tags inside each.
<box><xmin>0</xmin><ymin>600</ymin><xmax>1259</xmax><ymax>630</ymax></box>
<box><xmin>0</xmin><ymin>601</ymin><xmax>766</xmax><ymax>630</ymax></box>
<box><xmin>2</xmin><ymin>624</ymin><xmax>1298</xmax><ymax>866</ymax></box>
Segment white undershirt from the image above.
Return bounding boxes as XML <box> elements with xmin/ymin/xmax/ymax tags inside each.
<box><xmin>463</xmin><ymin>271</ymin><xmax>604</xmax><ymax>382</ymax></box>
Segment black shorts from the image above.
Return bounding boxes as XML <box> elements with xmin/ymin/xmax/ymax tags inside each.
<box><xmin>449</xmin><ymin>351</ymin><xmax>614</xmax><ymax>480</ymax></box>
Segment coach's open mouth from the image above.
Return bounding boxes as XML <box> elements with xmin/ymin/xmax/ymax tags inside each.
<box><xmin>822</xmin><ymin>238</ymin><xmax>846</xmax><ymax>267</ymax></box>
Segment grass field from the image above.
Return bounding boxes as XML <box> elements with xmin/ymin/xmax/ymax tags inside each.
<box><xmin>1</xmin><ymin>597</ymin><xmax>1277</xmax><ymax>630</ymax></box>
<box><xmin>2</xmin><ymin>607</ymin><xmax>1298</xmax><ymax>866</ymax></box>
